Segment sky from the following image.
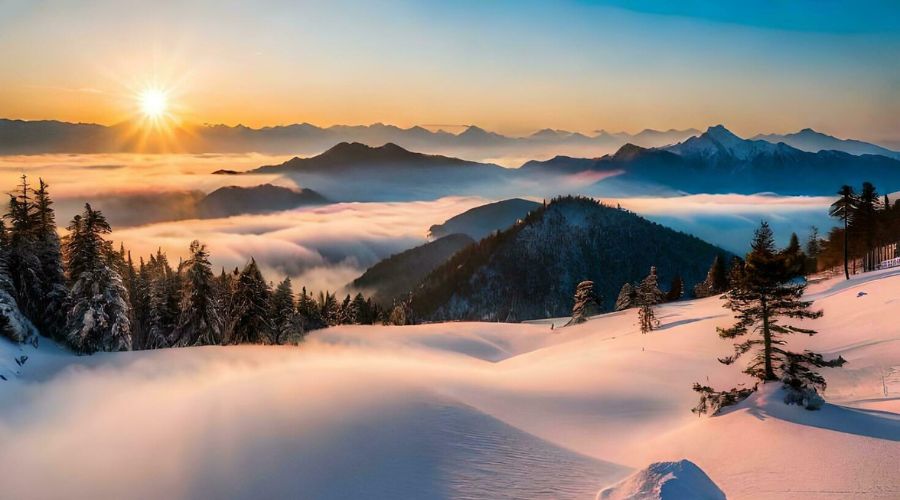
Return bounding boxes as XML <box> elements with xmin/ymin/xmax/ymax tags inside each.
<box><xmin>0</xmin><ymin>0</ymin><xmax>898</xmax><ymax>143</ymax></box>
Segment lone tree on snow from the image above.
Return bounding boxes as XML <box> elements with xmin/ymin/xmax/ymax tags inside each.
<box><xmin>566</xmin><ymin>280</ymin><xmax>601</xmax><ymax>326</ymax></box>
<box><xmin>692</xmin><ymin>221</ymin><xmax>845</xmax><ymax>415</ymax></box>
<box><xmin>637</xmin><ymin>266</ymin><xmax>662</xmax><ymax>333</ymax></box>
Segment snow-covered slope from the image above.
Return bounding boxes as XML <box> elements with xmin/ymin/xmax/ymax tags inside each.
<box><xmin>1</xmin><ymin>268</ymin><xmax>898</xmax><ymax>499</ymax></box>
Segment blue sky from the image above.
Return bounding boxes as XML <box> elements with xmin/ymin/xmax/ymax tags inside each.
<box><xmin>0</xmin><ymin>0</ymin><xmax>897</xmax><ymax>143</ymax></box>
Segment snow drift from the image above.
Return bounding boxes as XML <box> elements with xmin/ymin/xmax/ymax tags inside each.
<box><xmin>2</xmin><ymin>268</ymin><xmax>899</xmax><ymax>499</ymax></box>
<box><xmin>597</xmin><ymin>459</ymin><xmax>725</xmax><ymax>500</ymax></box>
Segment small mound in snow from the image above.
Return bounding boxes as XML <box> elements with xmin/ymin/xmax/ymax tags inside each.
<box><xmin>597</xmin><ymin>460</ymin><xmax>725</xmax><ymax>500</ymax></box>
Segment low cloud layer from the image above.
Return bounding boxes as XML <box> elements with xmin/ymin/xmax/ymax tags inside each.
<box><xmin>112</xmin><ymin>197</ymin><xmax>487</xmax><ymax>293</ymax></box>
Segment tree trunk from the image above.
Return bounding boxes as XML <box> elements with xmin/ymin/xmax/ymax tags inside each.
<box><xmin>843</xmin><ymin>218</ymin><xmax>850</xmax><ymax>280</ymax></box>
<box><xmin>761</xmin><ymin>295</ymin><xmax>776</xmax><ymax>380</ymax></box>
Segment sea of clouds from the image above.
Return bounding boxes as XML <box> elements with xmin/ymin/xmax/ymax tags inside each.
<box><xmin>0</xmin><ymin>154</ymin><xmax>835</xmax><ymax>293</ymax></box>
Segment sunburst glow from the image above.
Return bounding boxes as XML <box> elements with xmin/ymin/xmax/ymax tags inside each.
<box><xmin>139</xmin><ymin>88</ymin><xmax>168</xmax><ymax>119</ymax></box>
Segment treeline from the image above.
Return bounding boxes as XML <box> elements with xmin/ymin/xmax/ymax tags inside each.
<box><xmin>819</xmin><ymin>181</ymin><xmax>900</xmax><ymax>277</ymax></box>
<box><xmin>0</xmin><ymin>175</ymin><xmax>390</xmax><ymax>354</ymax></box>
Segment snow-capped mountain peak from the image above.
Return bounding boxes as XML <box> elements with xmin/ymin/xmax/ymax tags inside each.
<box><xmin>665</xmin><ymin>124</ymin><xmax>790</xmax><ymax>161</ymax></box>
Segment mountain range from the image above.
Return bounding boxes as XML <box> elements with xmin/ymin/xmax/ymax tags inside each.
<box><xmin>753</xmin><ymin>128</ymin><xmax>900</xmax><ymax>160</ymax></box>
<box><xmin>524</xmin><ymin>125</ymin><xmax>900</xmax><ymax>195</ymax></box>
<box><xmin>3</xmin><ymin>118</ymin><xmax>897</xmax><ymax>164</ymax></box>
<box><xmin>0</xmin><ymin>118</ymin><xmax>700</xmax><ymax>160</ymax></box>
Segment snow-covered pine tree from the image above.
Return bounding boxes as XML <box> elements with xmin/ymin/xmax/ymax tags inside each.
<box><xmin>63</xmin><ymin>204</ymin><xmax>132</xmax><ymax>354</ymax></box>
<box><xmin>224</xmin><ymin>258</ymin><xmax>271</xmax><ymax>344</ymax></box>
<box><xmin>566</xmin><ymin>280</ymin><xmax>601</xmax><ymax>326</ymax></box>
<box><xmin>665</xmin><ymin>274</ymin><xmax>683</xmax><ymax>302</ymax></box>
<box><xmin>614</xmin><ymin>282</ymin><xmax>637</xmax><ymax>311</ymax></box>
<box><xmin>637</xmin><ymin>267</ymin><xmax>662</xmax><ymax>333</ymax></box>
<box><xmin>214</xmin><ymin>267</ymin><xmax>238</xmax><ymax>330</ymax></box>
<box><xmin>692</xmin><ymin>221</ymin><xmax>845</xmax><ymax>414</ymax></box>
<box><xmin>145</xmin><ymin>250</ymin><xmax>178</xmax><ymax>349</ymax></box>
<box><xmin>296</xmin><ymin>285</ymin><xmax>323</xmax><ymax>331</ymax></box>
<box><xmin>319</xmin><ymin>291</ymin><xmax>340</xmax><ymax>326</ymax></box>
<box><xmin>31</xmin><ymin>179</ymin><xmax>68</xmax><ymax>338</ymax></box>
<box><xmin>173</xmin><ymin>241</ymin><xmax>222</xmax><ymax>346</ymax></box>
<box><xmin>5</xmin><ymin>176</ymin><xmax>45</xmax><ymax>332</ymax></box>
<box><xmin>0</xmin><ymin>221</ymin><xmax>39</xmax><ymax>343</ymax></box>
<box><xmin>270</xmin><ymin>277</ymin><xmax>299</xmax><ymax>344</ymax></box>
<box><xmin>130</xmin><ymin>256</ymin><xmax>151</xmax><ymax>349</ymax></box>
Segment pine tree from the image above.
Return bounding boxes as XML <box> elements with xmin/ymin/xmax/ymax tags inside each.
<box><xmin>319</xmin><ymin>291</ymin><xmax>340</xmax><ymax>326</ymax></box>
<box><xmin>270</xmin><ymin>277</ymin><xmax>300</xmax><ymax>344</ymax></box>
<box><xmin>781</xmin><ymin>232</ymin><xmax>805</xmax><ymax>278</ymax></box>
<box><xmin>829</xmin><ymin>185</ymin><xmax>857</xmax><ymax>280</ymax></box>
<box><xmin>693</xmin><ymin>221</ymin><xmax>845</xmax><ymax>414</ymax></box>
<box><xmin>351</xmin><ymin>293</ymin><xmax>369</xmax><ymax>324</ymax></box>
<box><xmin>63</xmin><ymin>204</ymin><xmax>132</xmax><ymax>354</ymax></box>
<box><xmin>5</xmin><ymin>176</ymin><xmax>44</xmax><ymax>334</ymax></box>
<box><xmin>637</xmin><ymin>266</ymin><xmax>662</xmax><ymax>333</ymax></box>
<box><xmin>726</xmin><ymin>256</ymin><xmax>745</xmax><ymax>289</ymax></box>
<box><xmin>173</xmin><ymin>241</ymin><xmax>222</xmax><ymax>346</ymax></box>
<box><xmin>224</xmin><ymin>259</ymin><xmax>271</xmax><ymax>344</ymax></box>
<box><xmin>145</xmin><ymin>250</ymin><xmax>177</xmax><ymax>349</ymax></box>
<box><xmin>31</xmin><ymin>179</ymin><xmax>68</xmax><ymax>338</ymax></box>
<box><xmin>665</xmin><ymin>274</ymin><xmax>683</xmax><ymax>302</ymax></box>
<box><xmin>131</xmin><ymin>256</ymin><xmax>151</xmax><ymax>349</ymax></box>
<box><xmin>856</xmin><ymin>182</ymin><xmax>881</xmax><ymax>271</ymax></box>
<box><xmin>566</xmin><ymin>280</ymin><xmax>601</xmax><ymax>326</ymax></box>
<box><xmin>339</xmin><ymin>294</ymin><xmax>353</xmax><ymax>324</ymax></box>
<box><xmin>296</xmin><ymin>286</ymin><xmax>323</xmax><ymax>331</ymax></box>
<box><xmin>614</xmin><ymin>282</ymin><xmax>637</xmax><ymax>311</ymax></box>
<box><xmin>693</xmin><ymin>254</ymin><xmax>728</xmax><ymax>298</ymax></box>
<box><xmin>805</xmin><ymin>226</ymin><xmax>821</xmax><ymax>274</ymax></box>
<box><xmin>0</xmin><ymin>220</ymin><xmax>39</xmax><ymax>343</ymax></box>
<box><xmin>805</xmin><ymin>226</ymin><xmax>821</xmax><ymax>258</ymax></box>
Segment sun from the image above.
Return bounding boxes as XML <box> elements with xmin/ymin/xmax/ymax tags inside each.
<box><xmin>138</xmin><ymin>88</ymin><xmax>168</xmax><ymax>119</ymax></box>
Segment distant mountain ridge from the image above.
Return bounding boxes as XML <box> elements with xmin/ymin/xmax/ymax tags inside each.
<box><xmin>197</xmin><ymin>184</ymin><xmax>328</xmax><ymax>218</ymax></box>
<box><xmin>753</xmin><ymin>128</ymin><xmax>900</xmax><ymax>159</ymax></box>
<box><xmin>525</xmin><ymin>125</ymin><xmax>900</xmax><ymax>195</ymax></box>
<box><xmin>250</xmin><ymin>142</ymin><xmax>486</xmax><ymax>174</ymax></box>
<box><xmin>0</xmin><ymin>118</ymin><xmax>698</xmax><ymax>158</ymax></box>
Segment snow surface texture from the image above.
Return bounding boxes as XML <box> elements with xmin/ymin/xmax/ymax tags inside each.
<box><xmin>597</xmin><ymin>459</ymin><xmax>725</xmax><ymax>500</ymax></box>
<box><xmin>1</xmin><ymin>269</ymin><xmax>899</xmax><ymax>499</ymax></box>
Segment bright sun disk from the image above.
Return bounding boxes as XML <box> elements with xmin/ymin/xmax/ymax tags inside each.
<box><xmin>139</xmin><ymin>88</ymin><xmax>168</xmax><ymax>119</ymax></box>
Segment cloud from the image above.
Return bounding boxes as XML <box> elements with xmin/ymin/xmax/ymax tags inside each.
<box><xmin>111</xmin><ymin>197</ymin><xmax>487</xmax><ymax>293</ymax></box>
